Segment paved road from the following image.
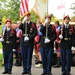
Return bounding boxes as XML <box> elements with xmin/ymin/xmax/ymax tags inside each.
<box><xmin>0</xmin><ymin>49</ymin><xmax>75</xmax><ymax>75</ymax></box>
<box><xmin>0</xmin><ymin>57</ymin><xmax>75</xmax><ymax>75</ymax></box>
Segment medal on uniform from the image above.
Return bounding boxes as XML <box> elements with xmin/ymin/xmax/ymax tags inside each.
<box><xmin>30</xmin><ymin>28</ymin><xmax>33</xmax><ymax>33</ymax></box>
<box><xmin>6</xmin><ymin>41</ymin><xmax>10</xmax><ymax>44</ymax></box>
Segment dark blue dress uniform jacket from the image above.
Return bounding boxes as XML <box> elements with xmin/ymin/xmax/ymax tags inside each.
<box><xmin>2</xmin><ymin>29</ymin><xmax>16</xmax><ymax>51</ymax></box>
<box><xmin>40</xmin><ymin>24</ymin><xmax>56</xmax><ymax>48</ymax></box>
<box><xmin>60</xmin><ymin>25</ymin><xmax>74</xmax><ymax>49</ymax></box>
<box><xmin>19</xmin><ymin>21</ymin><xmax>37</xmax><ymax>46</ymax></box>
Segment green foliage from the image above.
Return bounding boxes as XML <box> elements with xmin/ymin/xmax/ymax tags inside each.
<box><xmin>0</xmin><ymin>9</ymin><xmax>6</xmax><ymax>20</ymax></box>
<box><xmin>70</xmin><ymin>3</ymin><xmax>75</xmax><ymax>21</ymax></box>
<box><xmin>0</xmin><ymin>0</ymin><xmax>6</xmax><ymax>2</ymax></box>
<box><xmin>50</xmin><ymin>14</ymin><xmax>58</xmax><ymax>22</ymax></box>
<box><xmin>30</xmin><ymin>10</ymin><xmax>39</xmax><ymax>23</ymax></box>
<box><xmin>0</xmin><ymin>54</ymin><xmax>2</xmax><ymax>68</ymax></box>
<box><xmin>0</xmin><ymin>0</ymin><xmax>67</xmax><ymax>23</ymax></box>
<box><xmin>71</xmin><ymin>16</ymin><xmax>75</xmax><ymax>22</ymax></box>
<box><xmin>0</xmin><ymin>0</ymin><xmax>39</xmax><ymax>23</ymax></box>
<box><xmin>0</xmin><ymin>0</ymin><xmax>20</xmax><ymax>23</ymax></box>
<box><xmin>0</xmin><ymin>43</ymin><xmax>2</xmax><ymax>49</ymax></box>
<box><xmin>5</xmin><ymin>0</ymin><xmax>20</xmax><ymax>23</ymax></box>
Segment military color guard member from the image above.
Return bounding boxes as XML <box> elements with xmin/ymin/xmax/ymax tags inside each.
<box><xmin>19</xmin><ymin>12</ymin><xmax>37</xmax><ymax>75</ymax></box>
<box><xmin>1</xmin><ymin>19</ymin><xmax>16</xmax><ymax>74</ymax></box>
<box><xmin>40</xmin><ymin>15</ymin><xmax>56</xmax><ymax>75</ymax></box>
<box><xmin>59</xmin><ymin>15</ymin><xmax>74</xmax><ymax>75</ymax></box>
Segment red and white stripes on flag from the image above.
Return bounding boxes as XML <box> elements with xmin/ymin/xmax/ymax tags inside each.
<box><xmin>20</xmin><ymin>0</ymin><xmax>29</xmax><ymax>18</ymax></box>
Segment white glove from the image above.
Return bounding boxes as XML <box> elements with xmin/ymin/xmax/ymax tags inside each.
<box><xmin>59</xmin><ymin>35</ymin><xmax>63</xmax><ymax>39</ymax></box>
<box><xmin>13</xmin><ymin>49</ymin><xmax>16</xmax><ymax>52</ymax></box>
<box><xmin>22</xmin><ymin>16</ymin><xmax>27</xmax><ymax>23</ymax></box>
<box><xmin>23</xmin><ymin>16</ymin><xmax>27</xmax><ymax>21</ymax></box>
<box><xmin>45</xmin><ymin>18</ymin><xmax>48</xmax><ymax>23</ymax></box>
<box><xmin>24</xmin><ymin>36</ymin><xmax>29</xmax><ymax>41</ymax></box>
<box><xmin>0</xmin><ymin>38</ymin><xmax>4</xmax><ymax>42</ymax></box>
<box><xmin>44</xmin><ymin>38</ymin><xmax>50</xmax><ymax>43</ymax></box>
<box><xmin>71</xmin><ymin>46</ymin><xmax>75</xmax><ymax>50</ymax></box>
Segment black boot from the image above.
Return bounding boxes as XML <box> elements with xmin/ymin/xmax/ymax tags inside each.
<box><xmin>14</xmin><ymin>58</ymin><xmax>19</xmax><ymax>66</ymax></box>
<box><xmin>53</xmin><ymin>57</ymin><xmax>60</xmax><ymax>68</ymax></box>
<box><xmin>16</xmin><ymin>53</ymin><xmax>22</xmax><ymax>66</ymax></box>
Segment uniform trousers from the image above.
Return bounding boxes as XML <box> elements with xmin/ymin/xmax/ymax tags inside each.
<box><xmin>60</xmin><ymin>48</ymin><xmax>72</xmax><ymax>74</ymax></box>
<box><xmin>3</xmin><ymin>50</ymin><xmax>13</xmax><ymax>72</ymax></box>
<box><xmin>21</xmin><ymin>45</ymin><xmax>33</xmax><ymax>73</ymax></box>
<box><xmin>40</xmin><ymin>47</ymin><xmax>53</xmax><ymax>74</ymax></box>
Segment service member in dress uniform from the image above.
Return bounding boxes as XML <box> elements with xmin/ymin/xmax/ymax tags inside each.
<box><xmin>40</xmin><ymin>15</ymin><xmax>56</xmax><ymax>75</ymax></box>
<box><xmin>0</xmin><ymin>19</ymin><xmax>16</xmax><ymax>74</ymax></box>
<box><xmin>19</xmin><ymin>12</ymin><xmax>37</xmax><ymax>75</ymax></box>
<box><xmin>59</xmin><ymin>15</ymin><xmax>74</xmax><ymax>75</ymax></box>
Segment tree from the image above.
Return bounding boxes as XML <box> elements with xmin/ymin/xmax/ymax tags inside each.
<box><xmin>5</xmin><ymin>0</ymin><xmax>20</xmax><ymax>23</ymax></box>
<box><xmin>70</xmin><ymin>3</ymin><xmax>75</xmax><ymax>21</ymax></box>
<box><xmin>71</xmin><ymin>16</ymin><xmax>75</xmax><ymax>22</ymax></box>
<box><xmin>30</xmin><ymin>10</ymin><xmax>39</xmax><ymax>23</ymax></box>
<box><xmin>0</xmin><ymin>0</ymin><xmax>7</xmax><ymax>9</ymax></box>
<box><xmin>0</xmin><ymin>0</ymin><xmax>39</xmax><ymax>23</ymax></box>
<box><xmin>51</xmin><ymin>14</ymin><xmax>58</xmax><ymax>22</ymax></box>
<box><xmin>0</xmin><ymin>0</ymin><xmax>20</xmax><ymax>23</ymax></box>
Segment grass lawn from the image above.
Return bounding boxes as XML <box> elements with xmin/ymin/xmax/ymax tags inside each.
<box><xmin>0</xmin><ymin>42</ymin><xmax>2</xmax><ymax>49</ymax></box>
<box><xmin>0</xmin><ymin>54</ymin><xmax>2</xmax><ymax>68</ymax></box>
<box><xmin>0</xmin><ymin>24</ymin><xmax>4</xmax><ymax>49</ymax></box>
<box><xmin>0</xmin><ymin>41</ymin><xmax>3</xmax><ymax>68</ymax></box>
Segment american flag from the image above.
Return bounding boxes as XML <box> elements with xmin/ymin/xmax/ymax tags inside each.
<box><xmin>20</xmin><ymin>0</ymin><xmax>29</xmax><ymax>18</ymax></box>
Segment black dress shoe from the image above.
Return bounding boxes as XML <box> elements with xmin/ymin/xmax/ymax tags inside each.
<box><xmin>41</xmin><ymin>73</ymin><xmax>48</xmax><ymax>75</ymax></box>
<box><xmin>53</xmin><ymin>64</ymin><xmax>60</xmax><ymax>68</ymax></box>
<box><xmin>8</xmin><ymin>72</ymin><xmax>12</xmax><ymax>74</ymax></box>
<box><xmin>2</xmin><ymin>71</ymin><xmax>8</xmax><ymax>74</ymax></box>
<box><xmin>28</xmin><ymin>72</ymin><xmax>32</xmax><ymax>75</ymax></box>
<box><xmin>21</xmin><ymin>72</ymin><xmax>28</xmax><ymax>75</ymax></box>
<box><xmin>16</xmin><ymin>63</ymin><xmax>22</xmax><ymax>66</ymax></box>
<box><xmin>61</xmin><ymin>72</ymin><xmax>66</xmax><ymax>75</ymax></box>
<box><xmin>66</xmin><ymin>73</ymin><xmax>71</xmax><ymax>75</ymax></box>
<box><xmin>47</xmin><ymin>73</ymin><xmax>52</xmax><ymax>75</ymax></box>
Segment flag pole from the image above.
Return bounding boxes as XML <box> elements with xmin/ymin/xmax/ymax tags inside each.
<box><xmin>47</xmin><ymin>0</ymin><xmax>48</xmax><ymax>15</ymax></box>
<box><xmin>46</xmin><ymin>0</ymin><xmax>48</xmax><ymax>38</ymax></box>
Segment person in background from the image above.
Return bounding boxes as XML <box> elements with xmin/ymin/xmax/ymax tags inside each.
<box><xmin>40</xmin><ymin>15</ymin><xmax>56</xmax><ymax>75</ymax></box>
<box><xmin>34</xmin><ymin>20</ymin><xmax>42</xmax><ymax>68</ymax></box>
<box><xmin>12</xmin><ymin>21</ymin><xmax>22</xmax><ymax>66</ymax></box>
<box><xmin>53</xmin><ymin>21</ymin><xmax>61</xmax><ymax>68</ymax></box>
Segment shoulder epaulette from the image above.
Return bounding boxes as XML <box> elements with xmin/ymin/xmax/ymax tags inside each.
<box><xmin>32</xmin><ymin>22</ymin><xmax>37</xmax><ymax>29</ymax></box>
